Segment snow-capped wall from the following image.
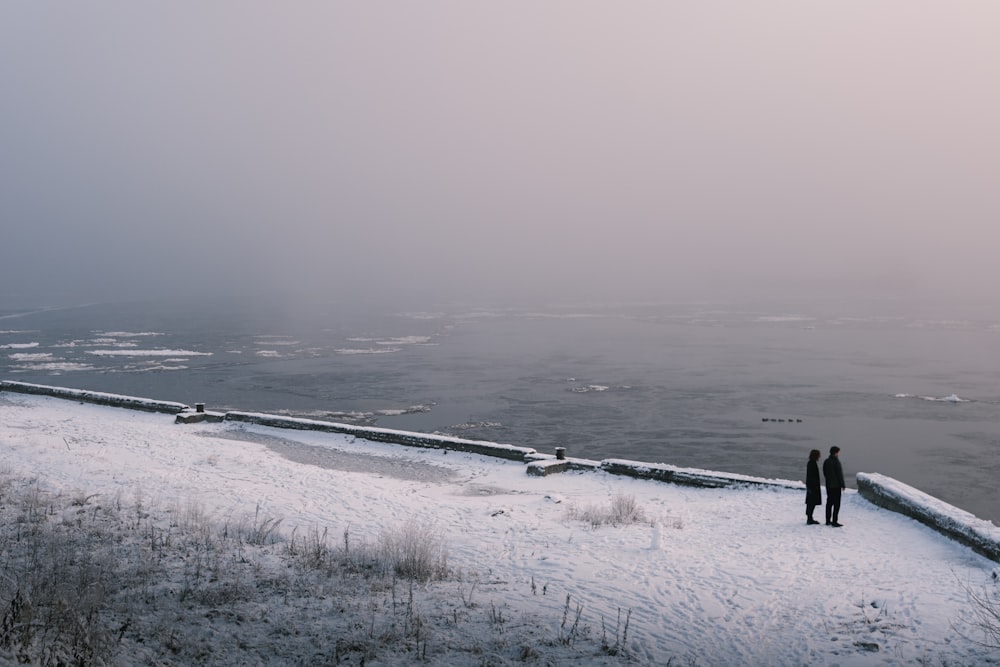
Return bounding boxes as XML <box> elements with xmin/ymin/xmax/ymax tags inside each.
<box><xmin>223</xmin><ymin>411</ymin><xmax>537</xmax><ymax>462</ymax></box>
<box><xmin>601</xmin><ymin>458</ymin><xmax>804</xmax><ymax>490</ymax></box>
<box><xmin>857</xmin><ymin>472</ymin><xmax>1000</xmax><ymax>562</ymax></box>
<box><xmin>0</xmin><ymin>380</ymin><xmax>190</xmax><ymax>414</ymax></box>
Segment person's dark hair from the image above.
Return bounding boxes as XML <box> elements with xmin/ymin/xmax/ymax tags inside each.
<box><xmin>809</xmin><ymin>449</ymin><xmax>821</xmax><ymax>462</ymax></box>
<box><xmin>829</xmin><ymin>446</ymin><xmax>840</xmax><ymax>455</ymax></box>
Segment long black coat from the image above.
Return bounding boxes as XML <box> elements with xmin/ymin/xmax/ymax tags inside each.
<box><xmin>805</xmin><ymin>459</ymin><xmax>822</xmax><ymax>505</ymax></box>
<box><xmin>823</xmin><ymin>455</ymin><xmax>846</xmax><ymax>490</ymax></box>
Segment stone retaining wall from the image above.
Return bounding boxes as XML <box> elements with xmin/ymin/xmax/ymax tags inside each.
<box><xmin>600</xmin><ymin>458</ymin><xmax>804</xmax><ymax>490</ymax></box>
<box><xmin>224</xmin><ymin>411</ymin><xmax>537</xmax><ymax>462</ymax></box>
<box><xmin>0</xmin><ymin>380</ymin><xmax>190</xmax><ymax>414</ymax></box>
<box><xmin>525</xmin><ymin>456</ymin><xmax>603</xmax><ymax>476</ymax></box>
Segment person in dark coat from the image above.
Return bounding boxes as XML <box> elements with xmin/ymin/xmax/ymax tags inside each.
<box><xmin>805</xmin><ymin>449</ymin><xmax>822</xmax><ymax>525</ymax></box>
<box><xmin>823</xmin><ymin>446</ymin><xmax>846</xmax><ymax>527</ymax></box>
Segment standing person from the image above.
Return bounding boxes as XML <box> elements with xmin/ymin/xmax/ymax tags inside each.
<box><xmin>805</xmin><ymin>449</ymin><xmax>822</xmax><ymax>525</ymax></box>
<box><xmin>823</xmin><ymin>446</ymin><xmax>846</xmax><ymax>527</ymax></box>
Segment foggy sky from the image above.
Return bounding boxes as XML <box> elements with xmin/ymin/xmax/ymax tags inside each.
<box><xmin>2</xmin><ymin>2</ymin><xmax>998</xmax><ymax>311</ymax></box>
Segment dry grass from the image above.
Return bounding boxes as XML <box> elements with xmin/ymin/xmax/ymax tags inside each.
<box><xmin>377</xmin><ymin>519</ymin><xmax>449</xmax><ymax>582</ymax></box>
<box><xmin>567</xmin><ymin>493</ymin><xmax>648</xmax><ymax>528</ymax></box>
<box><xmin>0</xmin><ymin>473</ymin><xmax>624</xmax><ymax>665</ymax></box>
<box><xmin>954</xmin><ymin>571</ymin><xmax>1000</xmax><ymax>650</ymax></box>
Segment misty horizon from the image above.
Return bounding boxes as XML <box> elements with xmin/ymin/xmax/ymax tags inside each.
<box><xmin>2</xmin><ymin>3</ymin><xmax>998</xmax><ymax>313</ymax></box>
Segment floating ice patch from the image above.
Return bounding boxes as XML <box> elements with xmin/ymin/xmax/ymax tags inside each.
<box><xmin>254</xmin><ymin>336</ymin><xmax>300</xmax><ymax>346</ymax></box>
<box><xmin>570</xmin><ymin>384</ymin><xmax>633</xmax><ymax>393</ymax></box>
<box><xmin>570</xmin><ymin>384</ymin><xmax>610</xmax><ymax>393</ymax></box>
<box><xmin>348</xmin><ymin>336</ymin><xmax>434</xmax><ymax>346</ymax></box>
<box><xmin>86</xmin><ymin>349</ymin><xmax>212</xmax><ymax>357</ymax></box>
<box><xmin>895</xmin><ymin>393</ymin><xmax>968</xmax><ymax>402</ymax></box>
<box><xmin>113</xmin><ymin>361</ymin><xmax>185</xmax><ymax>372</ymax></box>
<box><xmin>86</xmin><ymin>338</ymin><xmax>138</xmax><ymax>348</ymax></box>
<box><xmin>11</xmin><ymin>362</ymin><xmax>96</xmax><ymax>372</ymax></box>
<box><xmin>449</xmin><ymin>421</ymin><xmax>503</xmax><ymax>431</ymax></box>
<box><xmin>272</xmin><ymin>409</ymin><xmax>376</xmax><ymax>424</ymax></box>
<box><xmin>381</xmin><ymin>336</ymin><xmax>433</xmax><ymax>345</ymax></box>
<box><xmin>921</xmin><ymin>394</ymin><xmax>968</xmax><ymax>403</ymax></box>
<box><xmin>99</xmin><ymin>331</ymin><xmax>163</xmax><ymax>337</ymax></box>
<box><xmin>375</xmin><ymin>405</ymin><xmax>433</xmax><ymax>417</ymax></box>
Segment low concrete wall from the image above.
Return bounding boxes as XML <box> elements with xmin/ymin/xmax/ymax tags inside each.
<box><xmin>857</xmin><ymin>473</ymin><xmax>1000</xmax><ymax>563</ymax></box>
<box><xmin>224</xmin><ymin>411</ymin><xmax>537</xmax><ymax>462</ymax></box>
<box><xmin>175</xmin><ymin>411</ymin><xmax>226</xmax><ymax>424</ymax></box>
<box><xmin>600</xmin><ymin>458</ymin><xmax>804</xmax><ymax>490</ymax></box>
<box><xmin>526</xmin><ymin>459</ymin><xmax>568</xmax><ymax>476</ymax></box>
<box><xmin>0</xmin><ymin>381</ymin><xmax>190</xmax><ymax>414</ymax></box>
<box><xmin>526</xmin><ymin>452</ymin><xmax>602</xmax><ymax>476</ymax></box>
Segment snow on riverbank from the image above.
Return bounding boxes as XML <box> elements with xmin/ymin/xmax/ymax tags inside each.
<box><xmin>1</xmin><ymin>393</ymin><xmax>998</xmax><ymax>665</ymax></box>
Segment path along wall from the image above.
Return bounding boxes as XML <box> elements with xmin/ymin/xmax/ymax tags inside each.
<box><xmin>857</xmin><ymin>473</ymin><xmax>1000</xmax><ymax>563</ymax></box>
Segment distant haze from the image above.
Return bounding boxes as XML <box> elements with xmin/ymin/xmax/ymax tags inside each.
<box><xmin>2</xmin><ymin>3</ymin><xmax>998</xmax><ymax>314</ymax></box>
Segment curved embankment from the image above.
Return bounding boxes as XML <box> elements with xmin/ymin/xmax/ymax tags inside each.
<box><xmin>3</xmin><ymin>380</ymin><xmax>999</xmax><ymax>562</ymax></box>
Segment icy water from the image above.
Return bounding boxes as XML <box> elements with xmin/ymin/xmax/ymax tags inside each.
<box><xmin>3</xmin><ymin>298</ymin><xmax>999</xmax><ymax>523</ymax></box>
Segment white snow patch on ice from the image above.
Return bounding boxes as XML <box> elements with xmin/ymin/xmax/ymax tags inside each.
<box><xmin>10</xmin><ymin>362</ymin><xmax>97</xmax><ymax>372</ymax></box>
<box><xmin>99</xmin><ymin>331</ymin><xmax>163</xmax><ymax>337</ymax></box>
<box><xmin>86</xmin><ymin>349</ymin><xmax>212</xmax><ymax>357</ymax></box>
<box><xmin>8</xmin><ymin>353</ymin><xmax>54</xmax><ymax>361</ymax></box>
<box><xmin>254</xmin><ymin>337</ymin><xmax>300</xmax><ymax>346</ymax></box>
<box><xmin>571</xmin><ymin>384</ymin><xmax>610</xmax><ymax>393</ymax></box>
<box><xmin>921</xmin><ymin>394</ymin><xmax>968</xmax><ymax>403</ymax></box>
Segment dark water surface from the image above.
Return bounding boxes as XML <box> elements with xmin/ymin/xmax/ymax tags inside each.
<box><xmin>3</xmin><ymin>298</ymin><xmax>999</xmax><ymax>523</ymax></box>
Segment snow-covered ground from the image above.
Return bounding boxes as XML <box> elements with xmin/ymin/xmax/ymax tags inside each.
<box><xmin>2</xmin><ymin>392</ymin><xmax>999</xmax><ymax>665</ymax></box>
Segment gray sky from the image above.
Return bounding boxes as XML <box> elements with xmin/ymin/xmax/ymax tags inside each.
<box><xmin>2</xmin><ymin>2</ymin><xmax>998</xmax><ymax>311</ymax></box>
